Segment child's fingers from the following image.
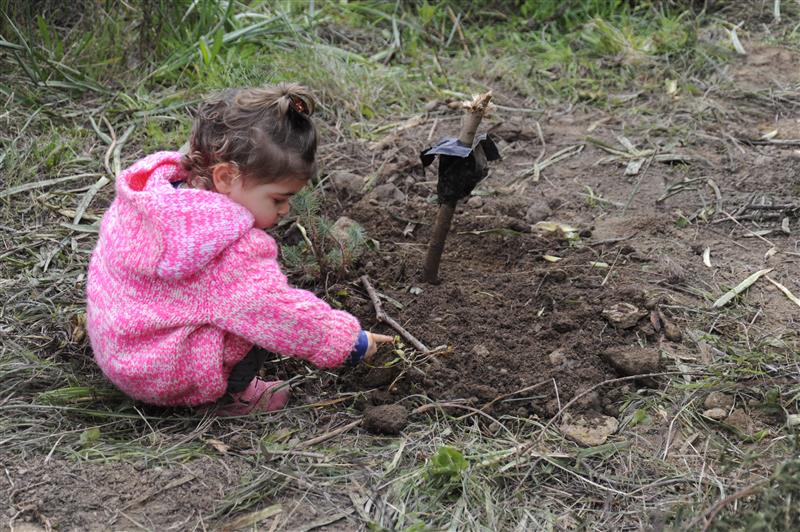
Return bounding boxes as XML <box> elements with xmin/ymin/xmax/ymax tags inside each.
<box><xmin>371</xmin><ymin>333</ymin><xmax>395</xmax><ymax>344</ymax></box>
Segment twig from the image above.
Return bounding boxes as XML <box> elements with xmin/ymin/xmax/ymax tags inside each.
<box><xmin>360</xmin><ymin>275</ymin><xmax>429</xmax><ymax>353</ymax></box>
<box><xmin>718</xmin><ymin>210</ymin><xmax>776</xmax><ymax>247</ymax></box>
<box><xmin>696</xmin><ymin>478</ymin><xmax>770</xmax><ymax>532</ymax></box>
<box><xmin>102</xmin><ymin>115</ymin><xmax>117</xmax><ymax>178</ymax></box>
<box><xmin>293</xmin><ymin>419</ymin><xmax>362</xmax><ymax>450</ymax></box>
<box><xmin>73</xmin><ymin>176</ymin><xmax>111</xmax><ymax>224</ymax></box>
<box><xmin>480</xmin><ymin>380</ymin><xmax>551</xmax><ymax>412</ymax></box>
<box><xmin>109</xmin><ymin>474</ymin><xmax>196</xmax><ymax>525</ymax></box>
<box><xmin>765</xmin><ymin>276</ymin><xmax>800</xmax><ymax>308</ymax></box>
<box><xmin>622</xmin><ymin>152</ymin><xmax>655</xmax><ymax>214</ymax></box>
<box><xmin>294</xmin><ymin>509</ymin><xmax>354</xmax><ymax>531</ymax></box>
<box><xmin>601</xmin><ymin>248</ymin><xmax>623</xmax><ymax>287</ymax></box>
<box><xmin>587</xmin><ymin>233</ymin><xmax>637</xmax><ymax>247</ymax></box>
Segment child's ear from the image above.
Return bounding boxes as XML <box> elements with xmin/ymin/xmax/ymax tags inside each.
<box><xmin>211</xmin><ymin>163</ymin><xmax>239</xmax><ymax>194</ymax></box>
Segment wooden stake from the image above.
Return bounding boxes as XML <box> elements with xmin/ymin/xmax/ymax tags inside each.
<box><xmin>423</xmin><ymin>91</ymin><xmax>493</xmax><ymax>284</ymax></box>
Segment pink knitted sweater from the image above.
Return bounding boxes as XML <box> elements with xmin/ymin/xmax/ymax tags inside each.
<box><xmin>86</xmin><ymin>151</ymin><xmax>361</xmax><ymax>406</ymax></box>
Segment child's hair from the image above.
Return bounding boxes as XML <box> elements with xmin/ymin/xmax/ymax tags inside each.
<box><xmin>182</xmin><ymin>83</ymin><xmax>318</xmax><ymax>189</ymax></box>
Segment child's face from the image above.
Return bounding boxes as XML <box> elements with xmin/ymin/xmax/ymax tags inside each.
<box><xmin>228</xmin><ymin>176</ymin><xmax>306</xmax><ymax>229</ymax></box>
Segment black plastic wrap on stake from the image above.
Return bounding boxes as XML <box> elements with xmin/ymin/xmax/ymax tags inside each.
<box><xmin>420</xmin><ymin>134</ymin><xmax>501</xmax><ymax>204</ymax></box>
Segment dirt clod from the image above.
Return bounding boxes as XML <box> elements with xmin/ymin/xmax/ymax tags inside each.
<box><xmin>602</xmin><ymin>347</ymin><xmax>661</xmax><ymax>377</ymax></box>
<box><xmin>328</xmin><ymin>170</ymin><xmax>365</xmax><ymax>197</ymax></box>
<box><xmin>704</xmin><ymin>392</ymin><xmax>734</xmax><ymax>410</ymax></box>
<box><xmin>369</xmin><ymin>183</ymin><xmax>406</xmax><ymax>204</ymax></box>
<box><xmin>559</xmin><ymin>413</ymin><xmax>619</xmax><ymax>447</ymax></box>
<box><xmin>362</xmin><ymin>404</ymin><xmax>409</xmax><ymax>435</ymax></box>
<box><xmin>726</xmin><ymin>409</ymin><xmax>755</xmax><ymax>434</ymax></box>
<box><xmin>466</xmin><ymin>196</ymin><xmax>485</xmax><ymax>208</ymax></box>
<box><xmin>703</xmin><ymin>407</ymin><xmax>728</xmax><ymax>420</ymax></box>
<box><xmin>663</xmin><ymin>320</ymin><xmax>682</xmax><ymax>342</ymax></box>
<box><xmin>524</xmin><ymin>202</ymin><xmax>552</xmax><ymax>223</ymax></box>
<box><xmin>549</xmin><ymin>348</ymin><xmax>568</xmax><ymax>366</ymax></box>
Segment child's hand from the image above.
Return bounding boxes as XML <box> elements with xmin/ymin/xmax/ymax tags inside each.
<box><xmin>364</xmin><ymin>332</ymin><xmax>394</xmax><ymax>363</ymax></box>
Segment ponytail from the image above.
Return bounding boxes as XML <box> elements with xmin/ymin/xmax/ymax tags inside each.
<box><xmin>181</xmin><ymin>83</ymin><xmax>319</xmax><ymax>189</ymax></box>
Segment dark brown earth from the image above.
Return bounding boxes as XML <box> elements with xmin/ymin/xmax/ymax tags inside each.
<box><xmin>5</xmin><ymin>29</ymin><xmax>800</xmax><ymax>532</ymax></box>
<box><xmin>301</xmin><ymin>40</ymin><xmax>800</xmax><ymax>430</ymax></box>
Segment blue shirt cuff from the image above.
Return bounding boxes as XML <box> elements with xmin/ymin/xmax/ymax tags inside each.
<box><xmin>345</xmin><ymin>330</ymin><xmax>369</xmax><ymax>366</ymax></box>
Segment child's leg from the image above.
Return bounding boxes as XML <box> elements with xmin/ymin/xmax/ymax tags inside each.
<box><xmin>212</xmin><ymin>347</ymin><xmax>289</xmax><ymax>415</ymax></box>
<box><xmin>226</xmin><ymin>347</ymin><xmax>268</xmax><ymax>393</ymax></box>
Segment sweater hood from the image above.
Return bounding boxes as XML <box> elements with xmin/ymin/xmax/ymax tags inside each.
<box><xmin>113</xmin><ymin>151</ymin><xmax>254</xmax><ymax>280</ymax></box>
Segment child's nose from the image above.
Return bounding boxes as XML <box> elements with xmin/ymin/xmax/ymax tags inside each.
<box><xmin>278</xmin><ymin>203</ymin><xmax>291</xmax><ymax>215</ymax></box>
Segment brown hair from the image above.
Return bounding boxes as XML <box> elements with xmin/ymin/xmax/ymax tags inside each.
<box><xmin>181</xmin><ymin>83</ymin><xmax>318</xmax><ymax>189</ymax></box>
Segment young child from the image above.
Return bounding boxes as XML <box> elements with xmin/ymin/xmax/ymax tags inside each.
<box><xmin>86</xmin><ymin>83</ymin><xmax>393</xmax><ymax>415</ymax></box>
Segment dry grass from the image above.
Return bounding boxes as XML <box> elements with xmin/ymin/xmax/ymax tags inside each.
<box><xmin>3</xmin><ymin>1</ymin><xmax>800</xmax><ymax>530</ymax></box>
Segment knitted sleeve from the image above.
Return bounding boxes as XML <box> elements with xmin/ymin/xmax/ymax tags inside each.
<box><xmin>206</xmin><ymin>229</ymin><xmax>361</xmax><ymax>368</ymax></box>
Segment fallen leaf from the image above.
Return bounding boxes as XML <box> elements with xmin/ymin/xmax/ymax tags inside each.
<box><xmin>765</xmin><ymin>247</ymin><xmax>778</xmax><ymax>260</ymax></box>
<box><xmin>761</xmin><ymin>129</ymin><xmax>779</xmax><ymax>140</ymax></box>
<box><xmin>665</xmin><ymin>79</ymin><xmax>678</xmax><ymax>96</ymax></box>
<box><xmin>205</xmin><ymin>438</ymin><xmax>230</xmax><ymax>454</ymax></box>
<box><xmin>534</xmin><ymin>221</ymin><xmax>579</xmax><ymax>240</ymax></box>
<box><xmin>224</xmin><ymin>504</ymin><xmax>282</xmax><ymax>531</ymax></box>
<box><xmin>712</xmin><ymin>268</ymin><xmax>773</xmax><ymax>308</ymax></box>
<box><xmin>727</xmin><ymin>26</ymin><xmax>747</xmax><ymax>55</ymax></box>
<box><xmin>624</xmin><ymin>158</ymin><xmax>645</xmax><ymax>175</ymax></box>
<box><xmin>765</xmin><ymin>276</ymin><xmax>800</xmax><ymax>309</ymax></box>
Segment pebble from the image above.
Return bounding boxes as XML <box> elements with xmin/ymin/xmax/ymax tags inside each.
<box><xmin>662</xmin><ymin>318</ymin><xmax>682</xmax><ymax>342</ymax></box>
<box><xmin>472</xmin><ymin>344</ymin><xmax>491</xmax><ymax>357</ymax></box>
<box><xmin>466</xmin><ymin>195</ymin><xmax>485</xmax><ymax>208</ymax></box>
<box><xmin>601</xmin><ymin>347</ymin><xmax>661</xmax><ymax>376</ymax></box>
<box><xmin>702</xmin><ymin>407</ymin><xmax>728</xmax><ymax>421</ymax></box>
<box><xmin>548</xmin><ymin>349</ymin><xmax>568</xmax><ymax>366</ymax></box>
<box><xmin>559</xmin><ymin>414</ymin><xmax>619</xmax><ymax>447</ymax></box>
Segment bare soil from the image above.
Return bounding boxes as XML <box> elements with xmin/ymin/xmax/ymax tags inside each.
<box><xmin>4</xmin><ymin>31</ymin><xmax>800</xmax><ymax>532</ymax></box>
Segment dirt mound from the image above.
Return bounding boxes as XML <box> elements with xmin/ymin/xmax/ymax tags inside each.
<box><xmin>341</xmin><ymin>206</ymin><xmax>673</xmax><ymax>419</ymax></box>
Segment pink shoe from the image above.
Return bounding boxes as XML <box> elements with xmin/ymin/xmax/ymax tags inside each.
<box><xmin>213</xmin><ymin>378</ymin><xmax>290</xmax><ymax>416</ymax></box>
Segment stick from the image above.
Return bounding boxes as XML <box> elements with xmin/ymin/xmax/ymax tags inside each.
<box><xmin>293</xmin><ymin>419</ymin><xmax>362</xmax><ymax>449</ymax></box>
<box><xmin>360</xmin><ymin>275</ymin><xmax>429</xmax><ymax>353</ymax></box>
<box><xmin>697</xmin><ymin>479</ymin><xmax>769</xmax><ymax>532</ymax></box>
<box><xmin>423</xmin><ymin>91</ymin><xmax>493</xmax><ymax>283</ymax></box>
<box><xmin>586</xmin><ymin>233</ymin><xmax>637</xmax><ymax>247</ymax></box>
<box><xmin>422</xmin><ymin>202</ymin><xmax>457</xmax><ymax>283</ymax></box>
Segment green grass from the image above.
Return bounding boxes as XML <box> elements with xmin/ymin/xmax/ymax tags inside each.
<box><xmin>3</xmin><ymin>0</ymin><xmax>800</xmax><ymax>530</ymax></box>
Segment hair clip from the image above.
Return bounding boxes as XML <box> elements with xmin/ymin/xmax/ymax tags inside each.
<box><xmin>288</xmin><ymin>95</ymin><xmax>310</xmax><ymax>115</ymax></box>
